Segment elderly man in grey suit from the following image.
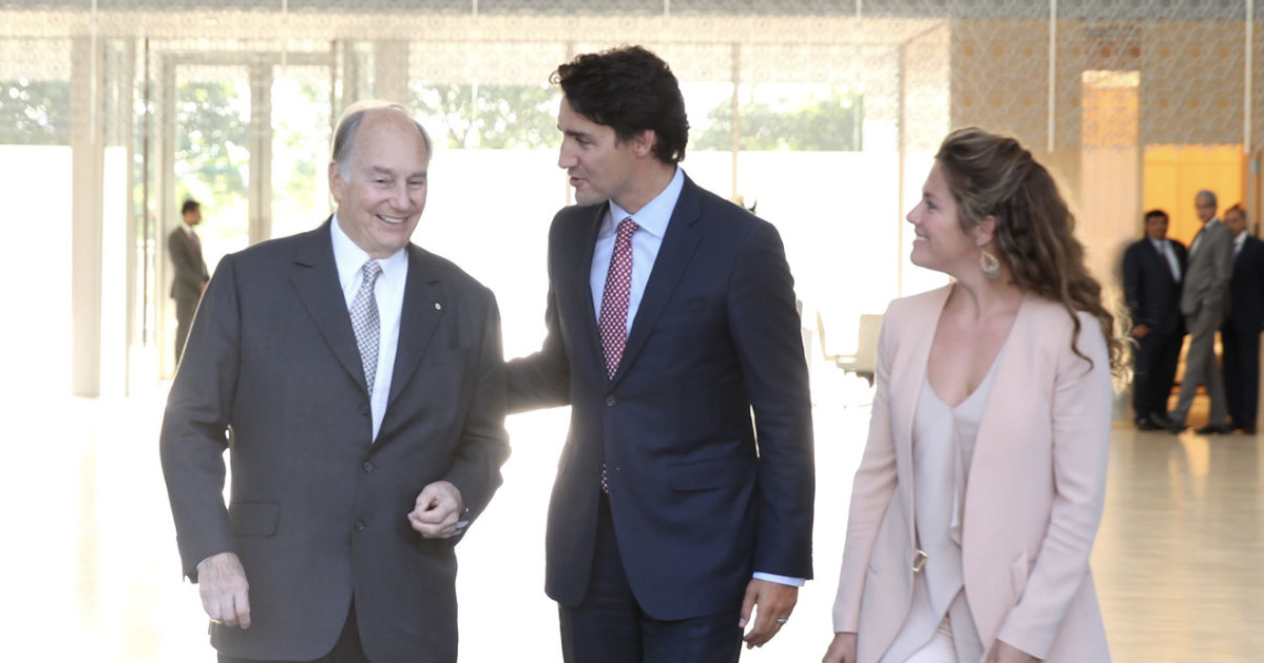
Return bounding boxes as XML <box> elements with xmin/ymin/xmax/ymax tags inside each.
<box><xmin>1168</xmin><ymin>189</ymin><xmax>1234</xmax><ymax>434</ymax></box>
<box><xmin>160</xmin><ymin>101</ymin><xmax>510</xmax><ymax>661</ymax></box>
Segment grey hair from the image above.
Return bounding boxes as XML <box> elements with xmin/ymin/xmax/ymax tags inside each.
<box><xmin>1196</xmin><ymin>189</ymin><xmax>1218</xmax><ymax>208</ymax></box>
<box><xmin>331</xmin><ymin>100</ymin><xmax>432</xmax><ymax>181</ymax></box>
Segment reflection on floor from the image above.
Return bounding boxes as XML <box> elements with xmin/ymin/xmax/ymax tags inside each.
<box><xmin>9</xmin><ymin>383</ymin><xmax>1261</xmax><ymax>663</ymax></box>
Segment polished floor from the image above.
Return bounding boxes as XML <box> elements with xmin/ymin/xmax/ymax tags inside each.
<box><xmin>7</xmin><ymin>370</ymin><xmax>1261</xmax><ymax>663</ymax></box>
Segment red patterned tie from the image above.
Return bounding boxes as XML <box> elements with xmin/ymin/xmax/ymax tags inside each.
<box><xmin>598</xmin><ymin>217</ymin><xmax>638</xmax><ymax>379</ymax></box>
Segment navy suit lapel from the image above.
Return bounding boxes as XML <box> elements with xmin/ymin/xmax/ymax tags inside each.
<box><xmin>290</xmin><ymin>219</ymin><xmax>368</xmax><ymax>393</ymax></box>
<box><xmin>387</xmin><ymin>244</ymin><xmax>445</xmax><ymax>410</ymax></box>
<box><xmin>571</xmin><ymin>205</ymin><xmax>608</xmax><ymax>383</ymax></box>
<box><xmin>610</xmin><ymin>179</ymin><xmax>705</xmax><ymax>385</ymax></box>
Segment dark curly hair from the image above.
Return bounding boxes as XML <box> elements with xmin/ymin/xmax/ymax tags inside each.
<box><xmin>936</xmin><ymin>126</ymin><xmax>1130</xmax><ymax>382</ymax></box>
<box><xmin>552</xmin><ymin>45</ymin><xmax>689</xmax><ymax>165</ymax></box>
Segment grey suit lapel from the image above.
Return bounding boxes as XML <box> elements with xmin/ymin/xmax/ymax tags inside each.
<box><xmin>609</xmin><ymin>179</ymin><xmax>705</xmax><ymax>385</ymax></box>
<box><xmin>387</xmin><ymin>244</ymin><xmax>445</xmax><ymax>410</ymax></box>
<box><xmin>290</xmin><ymin>219</ymin><xmax>368</xmax><ymax>393</ymax></box>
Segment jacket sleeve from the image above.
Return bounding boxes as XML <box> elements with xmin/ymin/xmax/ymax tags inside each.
<box><xmin>831</xmin><ymin>307</ymin><xmax>899</xmax><ymax>633</ymax></box>
<box><xmin>727</xmin><ymin>219</ymin><xmax>816</xmax><ymax>580</ymax></box>
<box><xmin>159</xmin><ymin>253</ymin><xmax>242</xmax><ymax>580</ymax></box>
<box><xmin>1203</xmin><ymin>226</ymin><xmax>1234</xmax><ymax>311</ymax></box>
<box><xmin>169</xmin><ymin>230</ymin><xmax>207</xmax><ymax>294</ymax></box>
<box><xmin>442</xmin><ymin>287</ymin><xmax>511</xmax><ymax>528</ymax></box>
<box><xmin>505</xmin><ymin>212</ymin><xmax>572</xmax><ymax>412</ymax></box>
<box><xmin>1121</xmin><ymin>244</ymin><xmax>1146</xmax><ymax>326</ymax></box>
<box><xmin>996</xmin><ymin>312</ymin><xmax>1112</xmax><ymax>658</ymax></box>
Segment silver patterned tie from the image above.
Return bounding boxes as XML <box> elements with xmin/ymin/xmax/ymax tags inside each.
<box><xmin>350</xmin><ymin>259</ymin><xmax>383</xmax><ymax>394</ymax></box>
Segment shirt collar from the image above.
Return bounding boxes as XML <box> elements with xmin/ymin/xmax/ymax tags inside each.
<box><xmin>1204</xmin><ymin>216</ymin><xmax>1220</xmax><ymax>230</ymax></box>
<box><xmin>602</xmin><ymin>166</ymin><xmax>685</xmax><ymax>240</ymax></box>
<box><xmin>1234</xmin><ymin>230</ymin><xmax>1249</xmax><ymax>246</ymax></box>
<box><xmin>330</xmin><ymin>213</ymin><xmax>408</xmax><ymax>288</ymax></box>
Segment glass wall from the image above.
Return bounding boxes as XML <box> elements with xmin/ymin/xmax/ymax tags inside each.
<box><xmin>0</xmin><ymin>0</ymin><xmax>1261</xmax><ymax>395</ymax></box>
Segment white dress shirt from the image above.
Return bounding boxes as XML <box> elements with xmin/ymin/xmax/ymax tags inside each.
<box><xmin>331</xmin><ymin>214</ymin><xmax>408</xmax><ymax>442</ymax></box>
<box><xmin>1233</xmin><ymin>229</ymin><xmax>1248</xmax><ymax>257</ymax></box>
<box><xmin>589</xmin><ymin>168</ymin><xmax>684</xmax><ymax>328</ymax></box>
<box><xmin>1153</xmin><ymin>238</ymin><xmax>1181</xmax><ymax>282</ymax></box>
<box><xmin>589</xmin><ymin>168</ymin><xmax>803</xmax><ymax>589</ymax></box>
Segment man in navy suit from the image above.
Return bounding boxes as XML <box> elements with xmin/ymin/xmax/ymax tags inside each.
<box><xmin>1122</xmin><ymin>209</ymin><xmax>1187</xmax><ymax>430</ymax></box>
<box><xmin>1220</xmin><ymin>204</ymin><xmax>1263</xmax><ymax>434</ymax></box>
<box><xmin>506</xmin><ymin>46</ymin><xmax>814</xmax><ymax>662</ymax></box>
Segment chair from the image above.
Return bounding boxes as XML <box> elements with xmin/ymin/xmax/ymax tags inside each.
<box><xmin>817</xmin><ymin>312</ymin><xmax>883</xmax><ymax>386</ymax></box>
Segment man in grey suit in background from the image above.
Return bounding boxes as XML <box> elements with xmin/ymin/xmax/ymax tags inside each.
<box><xmin>160</xmin><ymin>101</ymin><xmax>509</xmax><ymax>661</ymax></box>
<box><xmin>168</xmin><ymin>198</ymin><xmax>209</xmax><ymax>365</ymax></box>
<box><xmin>1168</xmin><ymin>189</ymin><xmax>1234</xmax><ymax>434</ymax></box>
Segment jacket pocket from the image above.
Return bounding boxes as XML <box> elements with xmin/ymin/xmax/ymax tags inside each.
<box><xmin>667</xmin><ymin>457</ymin><xmax>752</xmax><ymax>491</ymax></box>
<box><xmin>229</xmin><ymin>502</ymin><xmax>279</xmax><ymax>537</ymax></box>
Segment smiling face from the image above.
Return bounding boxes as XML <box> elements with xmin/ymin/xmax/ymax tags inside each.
<box><xmin>330</xmin><ymin>110</ymin><xmax>429</xmax><ymax>258</ymax></box>
<box><xmin>907</xmin><ymin>161</ymin><xmax>985</xmax><ymax>276</ymax></box>
<box><xmin>556</xmin><ymin>98</ymin><xmax>646</xmax><ymax>209</ymax></box>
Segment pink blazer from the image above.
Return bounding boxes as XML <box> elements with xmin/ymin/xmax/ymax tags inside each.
<box><xmin>832</xmin><ymin>285</ymin><xmax>1112</xmax><ymax>662</ymax></box>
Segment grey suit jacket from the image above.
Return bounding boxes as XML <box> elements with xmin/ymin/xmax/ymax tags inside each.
<box><xmin>1179</xmin><ymin>219</ymin><xmax>1233</xmax><ymax>321</ymax></box>
<box><xmin>168</xmin><ymin>225</ymin><xmax>209</xmax><ymax>302</ymax></box>
<box><xmin>160</xmin><ymin>219</ymin><xmax>509</xmax><ymax>661</ymax></box>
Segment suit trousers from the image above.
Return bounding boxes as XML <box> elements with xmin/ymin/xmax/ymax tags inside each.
<box><xmin>1171</xmin><ymin>308</ymin><xmax>1229</xmax><ymax>425</ymax></box>
<box><xmin>558</xmin><ymin>492</ymin><xmax>743</xmax><ymax>663</ymax></box>
<box><xmin>1221</xmin><ymin>324</ymin><xmax>1262</xmax><ymax>430</ymax></box>
<box><xmin>217</xmin><ymin>600</ymin><xmax>366</xmax><ymax>663</ymax></box>
<box><xmin>1132</xmin><ymin>327</ymin><xmax>1184</xmax><ymax>422</ymax></box>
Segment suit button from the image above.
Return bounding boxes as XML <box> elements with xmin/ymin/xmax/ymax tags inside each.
<box><xmin>358</xmin><ymin>404</ymin><xmax>370</xmax><ymax>415</ymax></box>
<box><xmin>353</xmin><ymin>521</ymin><xmax>366</xmax><ymax>532</ymax></box>
<box><xmin>362</xmin><ymin>461</ymin><xmax>374</xmax><ymax>472</ymax></box>
<box><xmin>605</xmin><ymin>396</ymin><xmax>616</xmax><ymax>407</ymax></box>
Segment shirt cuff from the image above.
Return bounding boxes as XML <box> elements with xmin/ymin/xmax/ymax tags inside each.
<box><xmin>753</xmin><ymin>572</ymin><xmax>805</xmax><ymax>587</ymax></box>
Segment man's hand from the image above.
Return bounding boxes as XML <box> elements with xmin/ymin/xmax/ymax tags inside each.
<box><xmin>738</xmin><ymin>578</ymin><xmax>798</xmax><ymax>649</ymax></box>
<box><xmin>408</xmin><ymin>480</ymin><xmax>466</xmax><ymax>539</ymax></box>
<box><xmin>197</xmin><ymin>551</ymin><xmax>250</xmax><ymax>629</ymax></box>
<box><xmin>822</xmin><ymin>631</ymin><xmax>858</xmax><ymax>662</ymax></box>
<box><xmin>986</xmin><ymin>639</ymin><xmax>1039</xmax><ymax>663</ymax></box>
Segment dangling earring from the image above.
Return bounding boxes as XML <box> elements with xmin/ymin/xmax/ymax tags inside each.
<box><xmin>980</xmin><ymin>249</ymin><xmax>1001</xmax><ymax>280</ymax></box>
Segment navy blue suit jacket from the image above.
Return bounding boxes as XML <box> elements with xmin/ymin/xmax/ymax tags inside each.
<box><xmin>1227</xmin><ymin>236</ymin><xmax>1264</xmax><ymax>333</ymax></box>
<box><xmin>1122</xmin><ymin>237</ymin><xmax>1187</xmax><ymax>334</ymax></box>
<box><xmin>507</xmin><ymin>175</ymin><xmax>815</xmax><ymax>620</ymax></box>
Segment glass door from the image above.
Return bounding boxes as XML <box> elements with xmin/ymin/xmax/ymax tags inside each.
<box><xmin>155</xmin><ymin>52</ymin><xmax>333</xmax><ymax>378</ymax></box>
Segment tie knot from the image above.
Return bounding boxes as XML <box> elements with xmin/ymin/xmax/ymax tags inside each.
<box><xmin>361</xmin><ymin>259</ymin><xmax>383</xmax><ymax>283</ymax></box>
<box><xmin>617</xmin><ymin>217</ymin><xmax>638</xmax><ymax>242</ymax></box>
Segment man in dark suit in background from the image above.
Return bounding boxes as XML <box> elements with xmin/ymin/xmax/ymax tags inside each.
<box><xmin>160</xmin><ymin>101</ymin><xmax>509</xmax><ymax>661</ymax></box>
<box><xmin>506</xmin><ymin>46</ymin><xmax>815</xmax><ymax>662</ymax></box>
<box><xmin>1169</xmin><ymin>189</ymin><xmax>1234</xmax><ymax>434</ymax></box>
<box><xmin>1220</xmin><ymin>204</ymin><xmax>1263</xmax><ymax>434</ymax></box>
<box><xmin>168</xmin><ymin>198</ymin><xmax>209</xmax><ymax>364</ymax></box>
<box><xmin>1122</xmin><ymin>209</ymin><xmax>1187</xmax><ymax>430</ymax></box>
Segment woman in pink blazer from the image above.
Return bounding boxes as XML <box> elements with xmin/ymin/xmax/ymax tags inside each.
<box><xmin>824</xmin><ymin>128</ymin><xmax>1128</xmax><ymax>663</ymax></box>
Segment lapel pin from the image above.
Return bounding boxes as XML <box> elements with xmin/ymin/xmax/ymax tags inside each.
<box><xmin>434</xmin><ymin>302</ymin><xmax>442</xmax><ymax>310</ymax></box>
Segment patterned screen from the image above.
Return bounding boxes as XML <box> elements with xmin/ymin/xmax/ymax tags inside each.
<box><xmin>1</xmin><ymin>0</ymin><xmax>1262</xmax><ymax>378</ymax></box>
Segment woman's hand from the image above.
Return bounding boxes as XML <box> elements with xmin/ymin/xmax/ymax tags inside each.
<box><xmin>822</xmin><ymin>632</ymin><xmax>858</xmax><ymax>662</ymax></box>
<box><xmin>986</xmin><ymin>639</ymin><xmax>1039</xmax><ymax>662</ymax></box>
